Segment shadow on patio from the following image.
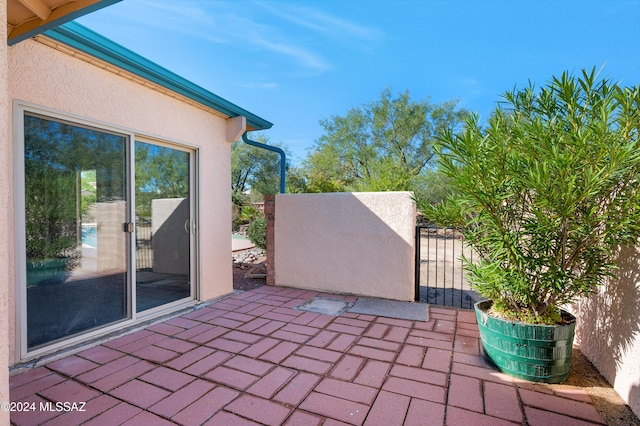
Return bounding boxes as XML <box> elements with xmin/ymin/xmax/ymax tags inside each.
<box><xmin>9</xmin><ymin>286</ymin><xmax>637</xmax><ymax>425</ymax></box>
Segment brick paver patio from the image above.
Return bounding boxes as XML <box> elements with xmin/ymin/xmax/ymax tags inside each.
<box><xmin>10</xmin><ymin>286</ymin><xmax>609</xmax><ymax>425</ymax></box>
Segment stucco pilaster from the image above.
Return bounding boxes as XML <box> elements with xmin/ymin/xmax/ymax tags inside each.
<box><xmin>264</xmin><ymin>195</ymin><xmax>275</xmax><ymax>286</ymax></box>
<box><xmin>1</xmin><ymin>0</ymin><xmax>13</xmax><ymax>421</ymax></box>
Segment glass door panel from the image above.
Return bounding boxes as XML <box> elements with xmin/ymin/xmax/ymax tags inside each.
<box><xmin>24</xmin><ymin>114</ymin><xmax>128</xmax><ymax>349</ymax></box>
<box><xmin>135</xmin><ymin>142</ymin><xmax>191</xmax><ymax>312</ymax></box>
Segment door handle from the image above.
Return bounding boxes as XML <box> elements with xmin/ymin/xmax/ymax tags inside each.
<box><xmin>184</xmin><ymin>219</ymin><xmax>196</xmax><ymax>234</ymax></box>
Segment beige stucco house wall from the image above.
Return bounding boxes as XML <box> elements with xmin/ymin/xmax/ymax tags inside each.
<box><xmin>273</xmin><ymin>192</ymin><xmax>416</xmax><ymax>301</ymax></box>
<box><xmin>4</xmin><ymin>25</ymin><xmax>270</xmax><ymax>367</ymax></box>
<box><xmin>1</xmin><ymin>1</ymin><xmax>12</xmax><ymax>421</ymax></box>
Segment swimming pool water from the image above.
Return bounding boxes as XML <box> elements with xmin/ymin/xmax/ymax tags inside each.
<box><xmin>82</xmin><ymin>225</ymin><xmax>97</xmax><ymax>248</ymax></box>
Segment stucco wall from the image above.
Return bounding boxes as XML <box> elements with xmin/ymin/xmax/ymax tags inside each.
<box><xmin>572</xmin><ymin>246</ymin><xmax>640</xmax><ymax>418</ymax></box>
<box><xmin>7</xmin><ymin>39</ymin><xmax>233</xmax><ymax>362</ymax></box>
<box><xmin>1</xmin><ymin>0</ymin><xmax>12</xmax><ymax>420</ymax></box>
<box><xmin>274</xmin><ymin>192</ymin><xmax>416</xmax><ymax>301</ymax></box>
<box><xmin>152</xmin><ymin>198</ymin><xmax>190</xmax><ymax>275</ymax></box>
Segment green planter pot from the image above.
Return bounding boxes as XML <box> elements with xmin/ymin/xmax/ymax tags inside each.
<box><xmin>474</xmin><ymin>300</ymin><xmax>576</xmax><ymax>383</ymax></box>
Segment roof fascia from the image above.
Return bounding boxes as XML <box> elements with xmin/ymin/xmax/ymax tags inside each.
<box><xmin>8</xmin><ymin>0</ymin><xmax>123</xmax><ymax>46</ymax></box>
<box><xmin>43</xmin><ymin>21</ymin><xmax>273</xmax><ymax>131</ymax></box>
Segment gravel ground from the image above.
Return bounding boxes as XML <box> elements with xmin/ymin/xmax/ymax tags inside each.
<box><xmin>232</xmin><ymin>248</ymin><xmax>266</xmax><ymax>291</ymax></box>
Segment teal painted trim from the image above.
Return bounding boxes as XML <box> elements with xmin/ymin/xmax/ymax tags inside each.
<box><xmin>8</xmin><ymin>0</ymin><xmax>122</xmax><ymax>46</ymax></box>
<box><xmin>43</xmin><ymin>22</ymin><xmax>273</xmax><ymax>131</ymax></box>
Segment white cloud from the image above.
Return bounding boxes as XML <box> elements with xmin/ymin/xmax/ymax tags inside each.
<box><xmin>253</xmin><ymin>1</ymin><xmax>384</xmax><ymax>53</ymax></box>
<box><xmin>127</xmin><ymin>0</ymin><xmax>334</xmax><ymax>74</ymax></box>
<box><xmin>236</xmin><ymin>81</ymin><xmax>280</xmax><ymax>90</ymax></box>
<box><xmin>81</xmin><ymin>0</ymin><xmax>365</xmax><ymax>76</ymax></box>
<box><xmin>254</xmin><ymin>1</ymin><xmax>383</xmax><ymax>42</ymax></box>
<box><xmin>253</xmin><ymin>38</ymin><xmax>333</xmax><ymax>74</ymax></box>
<box><xmin>457</xmin><ymin>77</ymin><xmax>485</xmax><ymax>97</ymax></box>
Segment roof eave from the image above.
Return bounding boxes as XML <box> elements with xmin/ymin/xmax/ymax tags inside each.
<box><xmin>42</xmin><ymin>21</ymin><xmax>273</xmax><ymax>131</ymax></box>
<box><xmin>8</xmin><ymin>0</ymin><xmax>123</xmax><ymax>46</ymax></box>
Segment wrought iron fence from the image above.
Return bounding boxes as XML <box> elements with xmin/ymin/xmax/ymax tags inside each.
<box><xmin>414</xmin><ymin>225</ymin><xmax>481</xmax><ymax>309</ymax></box>
<box><xmin>136</xmin><ymin>219</ymin><xmax>153</xmax><ymax>271</ymax></box>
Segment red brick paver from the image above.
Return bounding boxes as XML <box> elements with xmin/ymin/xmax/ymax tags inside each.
<box><xmin>9</xmin><ymin>286</ymin><xmax>608</xmax><ymax>425</ymax></box>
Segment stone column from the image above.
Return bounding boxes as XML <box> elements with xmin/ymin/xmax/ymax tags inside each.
<box><xmin>264</xmin><ymin>195</ymin><xmax>275</xmax><ymax>286</ymax></box>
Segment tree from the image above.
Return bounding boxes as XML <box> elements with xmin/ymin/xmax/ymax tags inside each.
<box><xmin>231</xmin><ymin>134</ymin><xmax>288</xmax><ymax>197</ymax></box>
<box><xmin>412</xmin><ymin>168</ymin><xmax>455</xmax><ymax>207</ymax></box>
<box><xmin>231</xmin><ymin>135</ymin><xmax>296</xmax><ymax>231</ymax></box>
<box><xmin>135</xmin><ymin>142</ymin><xmax>189</xmax><ymax>217</ymax></box>
<box><xmin>283</xmin><ymin>165</ymin><xmax>309</xmax><ymax>194</ymax></box>
<box><xmin>418</xmin><ymin>68</ymin><xmax>640</xmax><ymax>323</ymax></box>
<box><xmin>24</xmin><ymin>115</ymin><xmax>127</xmax><ymax>260</ymax></box>
<box><xmin>304</xmin><ymin>88</ymin><xmax>467</xmax><ymax>196</ymax></box>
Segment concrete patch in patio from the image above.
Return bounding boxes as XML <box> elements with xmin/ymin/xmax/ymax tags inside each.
<box><xmin>348</xmin><ymin>297</ymin><xmax>429</xmax><ymax>321</ymax></box>
<box><xmin>294</xmin><ymin>297</ymin><xmax>354</xmax><ymax>316</ymax></box>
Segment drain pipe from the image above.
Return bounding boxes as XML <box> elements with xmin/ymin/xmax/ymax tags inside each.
<box><xmin>242</xmin><ymin>132</ymin><xmax>286</xmax><ymax>194</ymax></box>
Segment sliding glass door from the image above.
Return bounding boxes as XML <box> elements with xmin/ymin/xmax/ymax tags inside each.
<box><xmin>22</xmin><ymin>113</ymin><xmax>196</xmax><ymax>352</ymax></box>
<box><xmin>135</xmin><ymin>141</ymin><xmax>192</xmax><ymax>312</ymax></box>
<box><xmin>24</xmin><ymin>114</ymin><xmax>129</xmax><ymax>348</ymax></box>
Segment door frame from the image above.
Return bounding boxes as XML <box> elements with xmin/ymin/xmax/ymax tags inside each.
<box><xmin>132</xmin><ymin>136</ymin><xmax>199</xmax><ymax>317</ymax></box>
<box><xmin>13</xmin><ymin>101</ymin><xmax>200</xmax><ymax>361</ymax></box>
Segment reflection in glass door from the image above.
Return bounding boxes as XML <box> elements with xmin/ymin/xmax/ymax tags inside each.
<box><xmin>24</xmin><ymin>114</ymin><xmax>128</xmax><ymax>349</ymax></box>
<box><xmin>22</xmin><ymin>113</ymin><xmax>196</xmax><ymax>353</ymax></box>
<box><xmin>135</xmin><ymin>142</ymin><xmax>192</xmax><ymax>312</ymax></box>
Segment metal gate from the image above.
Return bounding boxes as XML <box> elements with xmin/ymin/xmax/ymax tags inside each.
<box><xmin>414</xmin><ymin>225</ymin><xmax>481</xmax><ymax>309</ymax></box>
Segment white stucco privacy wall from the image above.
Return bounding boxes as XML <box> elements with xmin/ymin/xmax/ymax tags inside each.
<box><xmin>274</xmin><ymin>192</ymin><xmax>416</xmax><ymax>301</ymax></box>
<box><xmin>7</xmin><ymin>38</ymin><xmax>234</xmax><ymax>363</ymax></box>
<box><xmin>572</xmin><ymin>245</ymin><xmax>640</xmax><ymax>418</ymax></box>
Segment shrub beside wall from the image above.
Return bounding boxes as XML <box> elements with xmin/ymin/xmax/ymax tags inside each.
<box><xmin>247</xmin><ymin>216</ymin><xmax>266</xmax><ymax>250</ymax></box>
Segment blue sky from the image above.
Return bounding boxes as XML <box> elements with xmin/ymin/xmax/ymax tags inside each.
<box><xmin>77</xmin><ymin>0</ymin><xmax>640</xmax><ymax>163</ymax></box>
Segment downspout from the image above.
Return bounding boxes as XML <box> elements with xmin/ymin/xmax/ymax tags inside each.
<box><xmin>242</xmin><ymin>132</ymin><xmax>286</xmax><ymax>194</ymax></box>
